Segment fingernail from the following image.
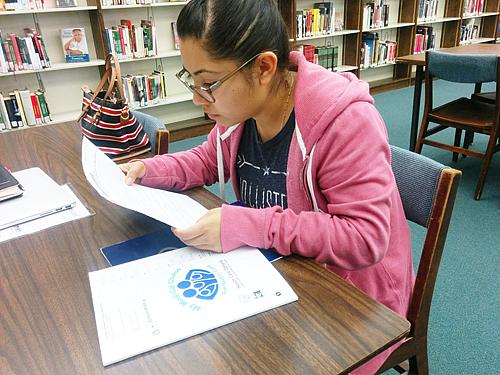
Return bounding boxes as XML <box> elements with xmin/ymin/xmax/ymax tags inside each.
<box><xmin>125</xmin><ymin>177</ymin><xmax>134</xmax><ymax>185</ymax></box>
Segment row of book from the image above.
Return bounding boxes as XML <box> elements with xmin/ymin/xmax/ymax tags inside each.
<box><xmin>297</xmin><ymin>44</ymin><xmax>338</xmax><ymax>71</ymax></box>
<box><xmin>463</xmin><ymin>0</ymin><xmax>485</xmax><ymax>17</ymax></box>
<box><xmin>102</xmin><ymin>0</ymin><xmax>186</xmax><ymax>4</ymax></box>
<box><xmin>417</xmin><ymin>0</ymin><xmax>439</xmax><ymax>21</ymax></box>
<box><xmin>414</xmin><ymin>26</ymin><xmax>436</xmax><ymax>53</ymax></box>
<box><xmin>0</xmin><ymin>90</ymin><xmax>51</xmax><ymax>130</ymax></box>
<box><xmin>361</xmin><ymin>32</ymin><xmax>397</xmax><ymax>68</ymax></box>
<box><xmin>101</xmin><ymin>0</ymin><xmax>153</xmax><ymax>5</ymax></box>
<box><xmin>105</xmin><ymin>19</ymin><xmax>157</xmax><ymax>60</ymax></box>
<box><xmin>1</xmin><ymin>0</ymin><xmax>79</xmax><ymax>11</ymax></box>
<box><xmin>121</xmin><ymin>71</ymin><xmax>167</xmax><ymax>108</ymax></box>
<box><xmin>460</xmin><ymin>19</ymin><xmax>480</xmax><ymax>43</ymax></box>
<box><xmin>0</xmin><ymin>29</ymin><xmax>51</xmax><ymax>74</ymax></box>
<box><xmin>362</xmin><ymin>1</ymin><xmax>390</xmax><ymax>30</ymax></box>
<box><xmin>296</xmin><ymin>2</ymin><xmax>340</xmax><ymax>39</ymax></box>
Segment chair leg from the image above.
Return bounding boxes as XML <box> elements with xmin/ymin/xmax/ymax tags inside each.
<box><xmin>453</xmin><ymin>129</ymin><xmax>462</xmax><ymax>162</ymax></box>
<box><xmin>415</xmin><ymin>119</ymin><xmax>429</xmax><ymax>154</ymax></box>
<box><xmin>474</xmin><ymin>133</ymin><xmax>498</xmax><ymax>200</ymax></box>
<box><xmin>408</xmin><ymin>339</ymin><xmax>429</xmax><ymax>375</ymax></box>
<box><xmin>462</xmin><ymin>131</ymin><xmax>474</xmax><ymax>158</ymax></box>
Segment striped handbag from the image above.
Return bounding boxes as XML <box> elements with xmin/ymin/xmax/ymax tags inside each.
<box><xmin>78</xmin><ymin>53</ymin><xmax>151</xmax><ymax>161</ymax></box>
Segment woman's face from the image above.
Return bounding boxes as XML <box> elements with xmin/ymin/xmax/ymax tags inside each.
<box><xmin>179</xmin><ymin>38</ymin><xmax>262</xmax><ymax>126</ymax></box>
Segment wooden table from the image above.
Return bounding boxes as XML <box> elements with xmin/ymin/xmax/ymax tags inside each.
<box><xmin>0</xmin><ymin>123</ymin><xmax>410</xmax><ymax>375</ymax></box>
<box><xmin>397</xmin><ymin>43</ymin><xmax>500</xmax><ymax>151</ymax></box>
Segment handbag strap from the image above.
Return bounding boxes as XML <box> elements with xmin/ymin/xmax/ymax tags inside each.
<box><xmin>78</xmin><ymin>53</ymin><xmax>124</xmax><ymax>122</ymax></box>
<box><xmin>105</xmin><ymin>53</ymin><xmax>125</xmax><ymax>101</ymax></box>
<box><xmin>77</xmin><ymin>64</ymin><xmax>117</xmax><ymax>122</ymax></box>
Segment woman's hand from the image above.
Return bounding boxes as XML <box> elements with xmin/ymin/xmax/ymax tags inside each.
<box><xmin>119</xmin><ymin>161</ymin><xmax>146</xmax><ymax>185</ymax></box>
<box><xmin>172</xmin><ymin>208</ymin><xmax>222</xmax><ymax>252</ymax></box>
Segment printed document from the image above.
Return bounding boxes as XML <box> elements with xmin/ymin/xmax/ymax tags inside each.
<box><xmin>0</xmin><ymin>184</ymin><xmax>91</xmax><ymax>243</ymax></box>
<box><xmin>81</xmin><ymin>138</ymin><xmax>208</xmax><ymax>229</ymax></box>
<box><xmin>89</xmin><ymin>247</ymin><xmax>298</xmax><ymax>366</ymax></box>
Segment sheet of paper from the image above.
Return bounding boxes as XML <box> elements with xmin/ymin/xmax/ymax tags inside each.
<box><xmin>89</xmin><ymin>247</ymin><xmax>298</xmax><ymax>366</ymax></box>
<box><xmin>0</xmin><ymin>184</ymin><xmax>91</xmax><ymax>243</ymax></box>
<box><xmin>82</xmin><ymin>137</ymin><xmax>208</xmax><ymax>229</ymax></box>
<box><xmin>0</xmin><ymin>167</ymin><xmax>76</xmax><ymax>230</ymax></box>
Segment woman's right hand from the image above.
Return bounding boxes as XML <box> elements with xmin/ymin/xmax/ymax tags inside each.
<box><xmin>119</xmin><ymin>161</ymin><xmax>146</xmax><ymax>185</ymax></box>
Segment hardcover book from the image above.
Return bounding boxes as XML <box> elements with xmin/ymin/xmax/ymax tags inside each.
<box><xmin>61</xmin><ymin>27</ymin><xmax>90</xmax><ymax>63</ymax></box>
<box><xmin>56</xmin><ymin>0</ymin><xmax>77</xmax><ymax>7</ymax></box>
<box><xmin>0</xmin><ymin>164</ymin><xmax>23</xmax><ymax>202</ymax></box>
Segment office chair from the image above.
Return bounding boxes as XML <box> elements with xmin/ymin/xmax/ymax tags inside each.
<box><xmin>415</xmin><ymin>51</ymin><xmax>499</xmax><ymax>200</ymax></box>
<box><xmin>131</xmin><ymin>110</ymin><xmax>170</xmax><ymax>155</ymax></box>
<box><xmin>375</xmin><ymin>145</ymin><xmax>461</xmax><ymax>375</ymax></box>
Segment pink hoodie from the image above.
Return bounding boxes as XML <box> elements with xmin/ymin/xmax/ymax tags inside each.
<box><xmin>141</xmin><ymin>52</ymin><xmax>414</xmax><ymax>373</ymax></box>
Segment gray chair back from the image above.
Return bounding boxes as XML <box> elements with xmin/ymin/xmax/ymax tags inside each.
<box><xmin>427</xmin><ymin>51</ymin><xmax>498</xmax><ymax>84</ymax></box>
<box><xmin>131</xmin><ymin>110</ymin><xmax>165</xmax><ymax>148</ymax></box>
<box><xmin>390</xmin><ymin>145</ymin><xmax>446</xmax><ymax>227</ymax></box>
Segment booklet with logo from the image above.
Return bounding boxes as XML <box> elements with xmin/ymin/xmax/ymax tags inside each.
<box><xmin>89</xmin><ymin>247</ymin><xmax>298</xmax><ymax>366</ymax></box>
<box><xmin>100</xmin><ymin>226</ymin><xmax>282</xmax><ymax>266</ymax></box>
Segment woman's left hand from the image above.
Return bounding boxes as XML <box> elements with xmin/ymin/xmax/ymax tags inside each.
<box><xmin>172</xmin><ymin>208</ymin><xmax>222</xmax><ymax>252</ymax></box>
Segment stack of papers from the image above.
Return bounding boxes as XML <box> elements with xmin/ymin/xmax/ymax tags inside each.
<box><xmin>0</xmin><ymin>167</ymin><xmax>76</xmax><ymax>231</ymax></box>
<box><xmin>89</xmin><ymin>246</ymin><xmax>298</xmax><ymax>365</ymax></box>
<box><xmin>0</xmin><ymin>169</ymin><xmax>92</xmax><ymax>243</ymax></box>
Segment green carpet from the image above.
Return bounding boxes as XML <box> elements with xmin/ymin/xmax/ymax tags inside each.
<box><xmin>170</xmin><ymin>79</ymin><xmax>499</xmax><ymax>374</ymax></box>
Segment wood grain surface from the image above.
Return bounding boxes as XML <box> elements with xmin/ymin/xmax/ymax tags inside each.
<box><xmin>397</xmin><ymin>43</ymin><xmax>500</xmax><ymax>65</ymax></box>
<box><xmin>0</xmin><ymin>123</ymin><xmax>409</xmax><ymax>375</ymax></box>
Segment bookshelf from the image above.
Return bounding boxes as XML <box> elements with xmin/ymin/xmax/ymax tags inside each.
<box><xmin>0</xmin><ymin>0</ymin><xmax>213</xmax><ymax>135</ymax></box>
<box><xmin>278</xmin><ymin>0</ymin><xmax>500</xmax><ymax>90</ymax></box>
<box><xmin>1</xmin><ymin>0</ymin><xmax>498</xmax><ymax>134</ymax></box>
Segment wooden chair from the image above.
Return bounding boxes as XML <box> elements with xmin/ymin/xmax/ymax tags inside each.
<box><xmin>376</xmin><ymin>145</ymin><xmax>461</xmax><ymax>375</ymax></box>
<box><xmin>131</xmin><ymin>110</ymin><xmax>170</xmax><ymax>155</ymax></box>
<box><xmin>415</xmin><ymin>51</ymin><xmax>500</xmax><ymax>200</ymax></box>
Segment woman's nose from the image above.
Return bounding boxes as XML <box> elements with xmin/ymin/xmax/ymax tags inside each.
<box><xmin>192</xmin><ymin>91</ymin><xmax>210</xmax><ymax>106</ymax></box>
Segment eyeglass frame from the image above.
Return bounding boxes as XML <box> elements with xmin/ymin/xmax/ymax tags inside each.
<box><xmin>175</xmin><ymin>52</ymin><xmax>264</xmax><ymax>103</ymax></box>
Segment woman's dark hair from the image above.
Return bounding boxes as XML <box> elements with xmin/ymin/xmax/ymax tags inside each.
<box><xmin>177</xmin><ymin>0</ymin><xmax>290</xmax><ymax>72</ymax></box>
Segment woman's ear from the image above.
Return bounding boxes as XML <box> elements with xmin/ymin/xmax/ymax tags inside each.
<box><xmin>255</xmin><ymin>51</ymin><xmax>278</xmax><ymax>86</ymax></box>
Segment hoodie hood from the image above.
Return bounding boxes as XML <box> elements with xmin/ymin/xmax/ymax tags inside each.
<box><xmin>290</xmin><ymin>51</ymin><xmax>374</xmax><ymax>153</ymax></box>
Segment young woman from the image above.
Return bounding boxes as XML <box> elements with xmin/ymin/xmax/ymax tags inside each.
<box><xmin>120</xmin><ymin>1</ymin><xmax>414</xmax><ymax>372</ymax></box>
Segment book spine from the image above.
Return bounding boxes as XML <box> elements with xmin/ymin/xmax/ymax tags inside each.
<box><xmin>35</xmin><ymin>91</ymin><xmax>51</xmax><ymax>122</ymax></box>
<box><xmin>13</xmin><ymin>90</ymin><xmax>28</xmax><ymax>126</ymax></box>
<box><xmin>8</xmin><ymin>34</ymin><xmax>24</xmax><ymax>70</ymax></box>
<box><xmin>30</xmin><ymin>93</ymin><xmax>43</xmax><ymax>124</ymax></box>
<box><xmin>0</xmin><ymin>93</ymin><xmax>12</xmax><ymax>129</ymax></box>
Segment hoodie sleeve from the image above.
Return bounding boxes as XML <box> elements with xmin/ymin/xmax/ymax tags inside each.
<box><xmin>220</xmin><ymin>102</ymin><xmax>395</xmax><ymax>271</ymax></box>
<box><xmin>139</xmin><ymin>126</ymin><xmax>222</xmax><ymax>191</ymax></box>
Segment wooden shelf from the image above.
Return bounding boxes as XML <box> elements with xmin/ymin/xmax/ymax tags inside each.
<box><xmin>417</xmin><ymin>17</ymin><xmax>462</xmax><ymax>25</ymax></box>
<box><xmin>295</xmin><ymin>29</ymin><xmax>359</xmax><ymax>42</ymax></box>
<box><xmin>102</xmin><ymin>1</ymin><xmax>189</xmax><ymax>9</ymax></box>
<box><xmin>459</xmin><ymin>37</ymin><xmax>497</xmax><ymax>45</ymax></box>
<box><xmin>362</xmin><ymin>22</ymin><xmax>414</xmax><ymax>32</ymax></box>
<box><xmin>0</xmin><ymin>6</ymin><xmax>97</xmax><ymax>15</ymax></box>
<box><xmin>117</xmin><ymin>50</ymin><xmax>181</xmax><ymax>64</ymax></box>
<box><xmin>336</xmin><ymin>65</ymin><xmax>358</xmax><ymax>73</ymax></box>
<box><xmin>462</xmin><ymin>12</ymin><xmax>500</xmax><ymax>20</ymax></box>
<box><xmin>0</xmin><ymin>60</ymin><xmax>106</xmax><ymax>77</ymax></box>
<box><xmin>168</xmin><ymin>116</ymin><xmax>216</xmax><ymax>142</ymax></box>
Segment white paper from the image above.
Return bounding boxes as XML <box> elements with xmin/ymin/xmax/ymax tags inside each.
<box><xmin>0</xmin><ymin>184</ymin><xmax>91</xmax><ymax>243</ymax></box>
<box><xmin>0</xmin><ymin>168</ymin><xmax>76</xmax><ymax>230</ymax></box>
<box><xmin>89</xmin><ymin>247</ymin><xmax>298</xmax><ymax>366</ymax></box>
<box><xmin>82</xmin><ymin>137</ymin><xmax>208</xmax><ymax>229</ymax></box>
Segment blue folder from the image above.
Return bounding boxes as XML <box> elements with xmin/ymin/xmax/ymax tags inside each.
<box><xmin>101</xmin><ymin>225</ymin><xmax>281</xmax><ymax>266</ymax></box>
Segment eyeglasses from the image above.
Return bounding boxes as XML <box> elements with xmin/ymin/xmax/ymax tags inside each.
<box><xmin>175</xmin><ymin>53</ymin><xmax>262</xmax><ymax>103</ymax></box>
